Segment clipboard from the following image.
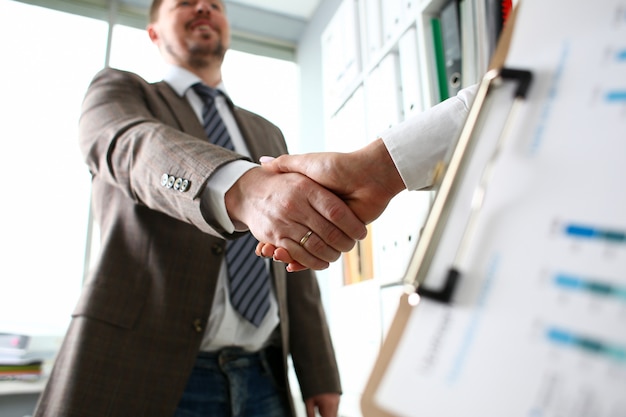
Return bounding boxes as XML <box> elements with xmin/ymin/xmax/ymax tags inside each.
<box><xmin>362</xmin><ymin>0</ymin><xmax>626</xmax><ymax>415</ymax></box>
<box><xmin>361</xmin><ymin>6</ymin><xmax>524</xmax><ymax>414</ymax></box>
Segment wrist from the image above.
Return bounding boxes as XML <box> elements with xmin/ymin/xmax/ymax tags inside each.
<box><xmin>225</xmin><ymin>166</ymin><xmax>263</xmax><ymax>229</ymax></box>
<box><xmin>359</xmin><ymin>139</ymin><xmax>405</xmax><ymax>198</ymax></box>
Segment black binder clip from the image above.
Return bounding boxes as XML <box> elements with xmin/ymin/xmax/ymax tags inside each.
<box><xmin>406</xmin><ymin>67</ymin><xmax>533</xmax><ymax>305</ymax></box>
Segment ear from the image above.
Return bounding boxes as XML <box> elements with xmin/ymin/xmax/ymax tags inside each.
<box><xmin>147</xmin><ymin>24</ymin><xmax>159</xmax><ymax>44</ymax></box>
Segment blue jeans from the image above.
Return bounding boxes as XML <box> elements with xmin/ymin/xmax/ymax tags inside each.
<box><xmin>174</xmin><ymin>347</ymin><xmax>291</xmax><ymax>417</ymax></box>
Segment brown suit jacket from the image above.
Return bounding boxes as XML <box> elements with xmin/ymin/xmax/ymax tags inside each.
<box><xmin>33</xmin><ymin>67</ymin><xmax>340</xmax><ymax>417</ymax></box>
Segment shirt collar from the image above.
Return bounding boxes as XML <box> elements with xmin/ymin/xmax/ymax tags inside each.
<box><xmin>163</xmin><ymin>64</ymin><xmax>228</xmax><ymax>98</ymax></box>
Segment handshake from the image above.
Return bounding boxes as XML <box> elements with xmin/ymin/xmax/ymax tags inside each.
<box><xmin>224</xmin><ymin>138</ymin><xmax>406</xmax><ymax>273</ymax></box>
<box><xmin>224</xmin><ymin>85</ymin><xmax>474</xmax><ymax>272</ymax></box>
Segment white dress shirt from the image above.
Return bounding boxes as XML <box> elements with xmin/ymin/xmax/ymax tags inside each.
<box><xmin>163</xmin><ymin>65</ymin><xmax>279</xmax><ymax>352</ymax></box>
<box><xmin>381</xmin><ymin>85</ymin><xmax>477</xmax><ymax>191</ymax></box>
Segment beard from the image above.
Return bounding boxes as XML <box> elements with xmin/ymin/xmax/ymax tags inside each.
<box><xmin>188</xmin><ymin>37</ymin><xmax>226</xmax><ymax>69</ymax></box>
<box><xmin>164</xmin><ymin>34</ymin><xmax>226</xmax><ymax>69</ymax></box>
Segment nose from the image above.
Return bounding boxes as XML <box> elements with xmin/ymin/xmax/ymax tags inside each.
<box><xmin>195</xmin><ymin>0</ymin><xmax>211</xmax><ymax>14</ymax></box>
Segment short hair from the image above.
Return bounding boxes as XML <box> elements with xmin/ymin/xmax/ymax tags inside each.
<box><xmin>149</xmin><ymin>0</ymin><xmax>225</xmax><ymax>22</ymax></box>
<box><xmin>149</xmin><ymin>0</ymin><xmax>162</xmax><ymax>23</ymax></box>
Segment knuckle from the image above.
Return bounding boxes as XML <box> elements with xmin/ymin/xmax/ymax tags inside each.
<box><xmin>323</xmin><ymin>224</ymin><xmax>353</xmax><ymax>252</ymax></box>
<box><xmin>325</xmin><ymin>199</ymin><xmax>348</xmax><ymax>224</ymax></box>
<box><xmin>307</xmin><ymin>235</ymin><xmax>328</xmax><ymax>255</ymax></box>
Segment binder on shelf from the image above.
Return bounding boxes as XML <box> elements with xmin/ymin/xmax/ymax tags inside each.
<box><xmin>440</xmin><ymin>0</ymin><xmax>463</xmax><ymax>97</ymax></box>
<box><xmin>459</xmin><ymin>0</ymin><xmax>480</xmax><ymax>86</ymax></box>
<box><xmin>398</xmin><ymin>27</ymin><xmax>425</xmax><ymax>118</ymax></box>
<box><xmin>364</xmin><ymin>53</ymin><xmax>403</xmax><ymax>139</ymax></box>
<box><xmin>321</xmin><ymin>0</ymin><xmax>362</xmax><ymax>114</ymax></box>
<box><xmin>461</xmin><ymin>0</ymin><xmax>513</xmax><ymax>88</ymax></box>
<box><xmin>361</xmin><ymin>0</ymin><xmax>383</xmax><ymax>65</ymax></box>
<box><xmin>430</xmin><ymin>17</ymin><xmax>449</xmax><ymax>101</ymax></box>
<box><xmin>484</xmin><ymin>0</ymin><xmax>512</xmax><ymax>56</ymax></box>
<box><xmin>381</xmin><ymin>0</ymin><xmax>403</xmax><ymax>43</ymax></box>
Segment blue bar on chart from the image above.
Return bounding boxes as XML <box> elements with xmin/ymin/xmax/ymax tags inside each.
<box><xmin>554</xmin><ymin>274</ymin><xmax>626</xmax><ymax>301</ymax></box>
<box><xmin>606</xmin><ymin>90</ymin><xmax>626</xmax><ymax>102</ymax></box>
<box><xmin>546</xmin><ymin>327</ymin><xmax>626</xmax><ymax>363</ymax></box>
<box><xmin>564</xmin><ymin>223</ymin><xmax>626</xmax><ymax>243</ymax></box>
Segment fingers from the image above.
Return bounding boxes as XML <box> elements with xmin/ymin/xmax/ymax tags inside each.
<box><xmin>273</xmin><ymin>248</ymin><xmax>308</xmax><ymax>272</ymax></box>
<box><xmin>305</xmin><ymin>394</ymin><xmax>340</xmax><ymax>417</ymax></box>
<box><xmin>306</xmin><ymin>184</ymin><xmax>368</xmax><ymax>246</ymax></box>
<box><xmin>305</xmin><ymin>398</ymin><xmax>316</xmax><ymax>417</ymax></box>
<box><xmin>275</xmin><ymin>228</ymin><xmax>337</xmax><ymax>270</ymax></box>
<box><xmin>255</xmin><ymin>242</ymin><xmax>276</xmax><ymax>258</ymax></box>
<box><xmin>228</xmin><ymin>167</ymin><xmax>364</xmax><ymax>270</ymax></box>
<box><xmin>255</xmin><ymin>224</ymin><xmax>343</xmax><ymax>271</ymax></box>
<box><xmin>256</xmin><ymin>243</ymin><xmax>311</xmax><ymax>272</ymax></box>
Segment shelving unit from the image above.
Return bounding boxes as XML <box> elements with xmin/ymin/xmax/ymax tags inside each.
<box><xmin>317</xmin><ymin>0</ymin><xmax>505</xmax><ymax>415</ymax></box>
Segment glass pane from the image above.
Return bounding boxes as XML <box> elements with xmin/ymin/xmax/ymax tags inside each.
<box><xmin>222</xmin><ymin>50</ymin><xmax>301</xmax><ymax>153</ymax></box>
<box><xmin>109</xmin><ymin>24</ymin><xmax>166</xmax><ymax>83</ymax></box>
<box><xmin>0</xmin><ymin>0</ymin><xmax>108</xmax><ymax>335</ymax></box>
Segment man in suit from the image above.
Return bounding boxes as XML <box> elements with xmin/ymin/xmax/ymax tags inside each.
<box><xmin>33</xmin><ymin>0</ymin><xmax>365</xmax><ymax>416</ymax></box>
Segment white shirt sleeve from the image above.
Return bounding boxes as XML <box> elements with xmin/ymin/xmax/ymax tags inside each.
<box><xmin>203</xmin><ymin>160</ymin><xmax>257</xmax><ymax>234</ymax></box>
<box><xmin>381</xmin><ymin>85</ymin><xmax>477</xmax><ymax>191</ymax></box>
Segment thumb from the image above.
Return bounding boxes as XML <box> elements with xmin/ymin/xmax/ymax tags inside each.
<box><xmin>259</xmin><ymin>154</ymin><xmax>299</xmax><ymax>174</ymax></box>
<box><xmin>305</xmin><ymin>398</ymin><xmax>316</xmax><ymax>417</ymax></box>
<box><xmin>259</xmin><ymin>155</ymin><xmax>281</xmax><ymax>173</ymax></box>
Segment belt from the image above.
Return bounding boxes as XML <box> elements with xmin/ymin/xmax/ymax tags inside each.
<box><xmin>198</xmin><ymin>345</ymin><xmax>281</xmax><ymax>367</ymax></box>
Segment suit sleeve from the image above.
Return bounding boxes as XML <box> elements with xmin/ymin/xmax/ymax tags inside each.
<box><xmin>78</xmin><ymin>67</ymin><xmax>245</xmax><ymax>236</ymax></box>
<box><xmin>286</xmin><ymin>269</ymin><xmax>342</xmax><ymax>399</ymax></box>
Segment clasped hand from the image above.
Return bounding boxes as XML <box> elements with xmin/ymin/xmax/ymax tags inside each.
<box><xmin>251</xmin><ymin>139</ymin><xmax>405</xmax><ymax>272</ymax></box>
<box><xmin>225</xmin><ymin>165</ymin><xmax>367</xmax><ymax>271</ymax></box>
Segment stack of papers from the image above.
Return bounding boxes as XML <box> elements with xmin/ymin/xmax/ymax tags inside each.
<box><xmin>0</xmin><ymin>332</ymin><xmax>61</xmax><ymax>381</ymax></box>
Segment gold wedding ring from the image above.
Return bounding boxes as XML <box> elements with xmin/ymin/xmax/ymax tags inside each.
<box><xmin>299</xmin><ymin>230</ymin><xmax>313</xmax><ymax>247</ymax></box>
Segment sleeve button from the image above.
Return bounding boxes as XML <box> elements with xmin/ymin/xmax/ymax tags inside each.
<box><xmin>179</xmin><ymin>179</ymin><xmax>190</xmax><ymax>192</ymax></box>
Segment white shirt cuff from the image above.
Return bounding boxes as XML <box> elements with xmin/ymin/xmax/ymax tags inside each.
<box><xmin>202</xmin><ymin>160</ymin><xmax>258</xmax><ymax>233</ymax></box>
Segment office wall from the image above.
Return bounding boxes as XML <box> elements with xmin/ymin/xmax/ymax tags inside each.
<box><xmin>296</xmin><ymin>0</ymin><xmax>343</xmax><ymax>154</ymax></box>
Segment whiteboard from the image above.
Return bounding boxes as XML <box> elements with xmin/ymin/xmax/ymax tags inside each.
<box><xmin>362</xmin><ymin>0</ymin><xmax>626</xmax><ymax>416</ymax></box>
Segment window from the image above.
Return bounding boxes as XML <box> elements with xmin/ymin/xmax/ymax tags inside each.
<box><xmin>0</xmin><ymin>0</ymin><xmax>107</xmax><ymax>335</ymax></box>
<box><xmin>0</xmin><ymin>0</ymin><xmax>300</xmax><ymax>336</ymax></box>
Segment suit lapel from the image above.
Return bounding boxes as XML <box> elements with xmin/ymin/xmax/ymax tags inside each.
<box><xmin>154</xmin><ymin>80</ymin><xmax>284</xmax><ymax>163</ymax></box>
<box><xmin>154</xmin><ymin>81</ymin><xmax>207</xmax><ymax>139</ymax></box>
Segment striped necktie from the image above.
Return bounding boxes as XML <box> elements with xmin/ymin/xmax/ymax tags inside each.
<box><xmin>192</xmin><ymin>83</ymin><xmax>271</xmax><ymax>327</ymax></box>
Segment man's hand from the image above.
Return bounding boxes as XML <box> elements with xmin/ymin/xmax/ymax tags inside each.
<box><xmin>225</xmin><ymin>167</ymin><xmax>367</xmax><ymax>271</ymax></box>
<box><xmin>257</xmin><ymin>139</ymin><xmax>406</xmax><ymax>271</ymax></box>
<box><xmin>305</xmin><ymin>393</ymin><xmax>340</xmax><ymax>417</ymax></box>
